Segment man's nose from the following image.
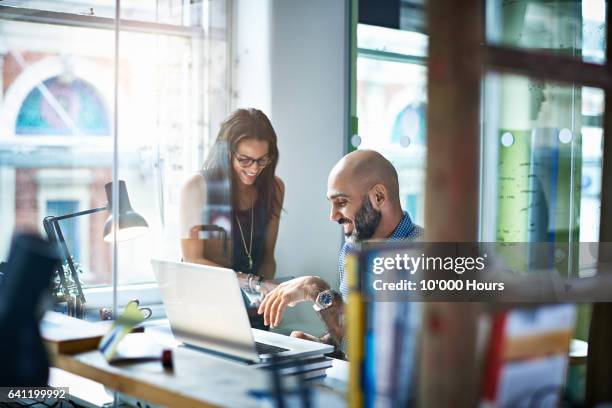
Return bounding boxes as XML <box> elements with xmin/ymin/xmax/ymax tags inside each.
<box><xmin>330</xmin><ymin>206</ymin><xmax>340</xmax><ymax>222</ymax></box>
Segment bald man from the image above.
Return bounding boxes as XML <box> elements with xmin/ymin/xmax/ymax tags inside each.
<box><xmin>257</xmin><ymin>150</ymin><xmax>423</xmax><ymax>354</ymax></box>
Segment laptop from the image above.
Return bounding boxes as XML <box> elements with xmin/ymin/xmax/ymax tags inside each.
<box><xmin>151</xmin><ymin>259</ymin><xmax>333</xmax><ymax>363</ymax></box>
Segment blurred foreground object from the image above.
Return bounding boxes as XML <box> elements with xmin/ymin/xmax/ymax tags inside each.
<box><xmin>0</xmin><ymin>233</ymin><xmax>61</xmax><ymax>386</ymax></box>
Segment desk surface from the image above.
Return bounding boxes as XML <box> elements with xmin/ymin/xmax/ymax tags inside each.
<box><xmin>48</xmin><ymin>319</ymin><xmax>348</xmax><ymax>407</ymax></box>
<box><xmin>53</xmin><ymin>342</ymin><xmax>269</xmax><ymax>407</ymax></box>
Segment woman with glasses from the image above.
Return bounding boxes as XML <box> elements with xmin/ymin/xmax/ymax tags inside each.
<box><xmin>179</xmin><ymin>108</ymin><xmax>284</xmax><ymax>329</ymax></box>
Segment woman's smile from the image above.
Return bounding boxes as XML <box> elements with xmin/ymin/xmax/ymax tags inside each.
<box><xmin>240</xmin><ymin>168</ymin><xmax>261</xmax><ymax>185</ymax></box>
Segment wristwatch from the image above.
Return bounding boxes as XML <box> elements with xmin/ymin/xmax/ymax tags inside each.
<box><xmin>313</xmin><ymin>289</ymin><xmax>338</xmax><ymax>312</ymax></box>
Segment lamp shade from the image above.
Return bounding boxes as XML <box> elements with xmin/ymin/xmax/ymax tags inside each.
<box><xmin>103</xmin><ymin>180</ymin><xmax>149</xmax><ymax>242</ymax></box>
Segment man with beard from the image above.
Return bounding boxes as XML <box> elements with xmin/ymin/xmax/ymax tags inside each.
<box><xmin>257</xmin><ymin>149</ymin><xmax>423</xmax><ymax>353</ymax></box>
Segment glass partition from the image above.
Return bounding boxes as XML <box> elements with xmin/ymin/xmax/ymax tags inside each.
<box><xmin>0</xmin><ymin>1</ymin><xmax>229</xmax><ymax>310</ymax></box>
<box><xmin>115</xmin><ymin>29</ymin><xmax>209</xmax><ymax>285</ymax></box>
<box><xmin>480</xmin><ymin>72</ymin><xmax>604</xmax><ymax>277</ymax></box>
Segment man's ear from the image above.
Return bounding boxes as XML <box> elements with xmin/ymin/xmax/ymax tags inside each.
<box><xmin>369</xmin><ymin>184</ymin><xmax>387</xmax><ymax>209</ymax></box>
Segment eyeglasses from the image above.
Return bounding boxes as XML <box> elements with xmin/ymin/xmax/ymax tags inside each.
<box><xmin>234</xmin><ymin>154</ymin><xmax>273</xmax><ymax>168</ymax></box>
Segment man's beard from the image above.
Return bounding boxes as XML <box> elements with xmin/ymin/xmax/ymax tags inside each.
<box><xmin>339</xmin><ymin>195</ymin><xmax>382</xmax><ymax>244</ymax></box>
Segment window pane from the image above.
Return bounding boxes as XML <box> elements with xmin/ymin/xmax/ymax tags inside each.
<box><xmin>486</xmin><ymin>0</ymin><xmax>607</xmax><ymax>64</ymax></box>
<box><xmin>0</xmin><ymin>6</ymin><xmax>221</xmax><ymax>291</ymax></box>
<box><xmin>47</xmin><ymin>200</ymin><xmax>81</xmax><ymax>259</ymax></box>
<box><xmin>115</xmin><ymin>30</ymin><xmax>208</xmax><ymax>285</ymax></box>
<box><xmin>480</xmin><ymin>72</ymin><xmax>604</xmax><ymax>276</ymax></box>
<box><xmin>356</xmin><ymin>45</ymin><xmax>427</xmax><ymax>227</ymax></box>
<box><xmin>115</xmin><ymin>2</ymin><xmax>227</xmax><ymax>286</ymax></box>
<box><xmin>0</xmin><ymin>17</ymin><xmax>115</xmax><ymax>291</ymax></box>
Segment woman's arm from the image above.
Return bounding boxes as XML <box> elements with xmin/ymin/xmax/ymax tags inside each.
<box><xmin>258</xmin><ymin>177</ymin><xmax>285</xmax><ymax>280</ymax></box>
<box><xmin>179</xmin><ymin>174</ymin><xmax>225</xmax><ymax>267</ymax></box>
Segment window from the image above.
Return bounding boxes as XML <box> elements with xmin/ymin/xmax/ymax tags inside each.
<box><xmin>47</xmin><ymin>200</ymin><xmax>81</xmax><ymax>259</ymax></box>
<box><xmin>16</xmin><ymin>76</ymin><xmax>111</xmax><ymax>136</ymax></box>
<box><xmin>486</xmin><ymin>0</ymin><xmax>606</xmax><ymax>65</ymax></box>
<box><xmin>355</xmin><ymin>24</ymin><xmax>427</xmax><ymax>226</ymax></box>
<box><xmin>0</xmin><ymin>2</ymin><xmax>229</xmax><ymax>297</ymax></box>
<box><xmin>480</xmin><ymin>1</ymin><xmax>607</xmax><ymax>278</ymax></box>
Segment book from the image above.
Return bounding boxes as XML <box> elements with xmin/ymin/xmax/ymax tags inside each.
<box><xmin>41</xmin><ymin>311</ymin><xmax>108</xmax><ymax>355</ymax></box>
<box><xmin>258</xmin><ymin>356</ymin><xmax>332</xmax><ymax>376</ymax></box>
<box><xmin>362</xmin><ymin>247</ymin><xmax>421</xmax><ymax>408</ymax></box>
<box><xmin>289</xmin><ymin>367</ymin><xmax>329</xmax><ymax>380</ymax></box>
<box><xmin>346</xmin><ymin>247</ymin><xmax>365</xmax><ymax>408</ymax></box>
<box><xmin>481</xmin><ymin>304</ymin><xmax>576</xmax><ymax>407</ymax></box>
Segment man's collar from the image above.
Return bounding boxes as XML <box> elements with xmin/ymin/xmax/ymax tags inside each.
<box><xmin>390</xmin><ymin>211</ymin><xmax>414</xmax><ymax>239</ymax></box>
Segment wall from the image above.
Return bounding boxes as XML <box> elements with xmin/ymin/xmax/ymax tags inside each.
<box><xmin>231</xmin><ymin>0</ymin><xmax>272</xmax><ymax>112</ymax></box>
<box><xmin>232</xmin><ymin>0</ymin><xmax>347</xmax><ymax>335</ymax></box>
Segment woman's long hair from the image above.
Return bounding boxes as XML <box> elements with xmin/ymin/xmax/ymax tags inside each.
<box><xmin>202</xmin><ymin>108</ymin><xmax>281</xmax><ymax>220</ymax></box>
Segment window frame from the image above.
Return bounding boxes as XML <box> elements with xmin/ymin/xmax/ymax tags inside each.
<box><xmin>0</xmin><ymin>5</ymin><xmax>204</xmax><ymax>38</ymax></box>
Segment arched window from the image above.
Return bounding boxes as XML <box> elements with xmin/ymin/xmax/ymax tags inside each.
<box><xmin>15</xmin><ymin>76</ymin><xmax>110</xmax><ymax>136</ymax></box>
<box><xmin>391</xmin><ymin>102</ymin><xmax>426</xmax><ymax>146</ymax></box>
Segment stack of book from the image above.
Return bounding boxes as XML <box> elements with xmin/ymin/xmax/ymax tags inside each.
<box><xmin>258</xmin><ymin>356</ymin><xmax>333</xmax><ymax>380</ymax></box>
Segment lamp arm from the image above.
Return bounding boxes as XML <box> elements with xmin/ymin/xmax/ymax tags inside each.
<box><xmin>43</xmin><ymin>217</ymin><xmax>70</xmax><ymax>300</ymax></box>
<box><xmin>46</xmin><ymin>205</ymin><xmax>107</xmax><ymax>222</ymax></box>
<box><xmin>52</xmin><ymin>219</ymin><xmax>85</xmax><ymax>303</ymax></box>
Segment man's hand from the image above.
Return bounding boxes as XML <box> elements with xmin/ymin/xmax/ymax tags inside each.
<box><xmin>290</xmin><ymin>331</ymin><xmax>336</xmax><ymax>345</ymax></box>
<box><xmin>257</xmin><ymin>276</ymin><xmax>329</xmax><ymax>328</ymax></box>
<box><xmin>290</xmin><ymin>331</ymin><xmax>322</xmax><ymax>342</ymax></box>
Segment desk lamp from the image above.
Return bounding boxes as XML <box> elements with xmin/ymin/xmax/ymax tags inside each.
<box><xmin>43</xmin><ymin>180</ymin><xmax>148</xmax><ymax>304</ymax></box>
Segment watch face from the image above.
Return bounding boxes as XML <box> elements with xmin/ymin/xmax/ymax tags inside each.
<box><xmin>320</xmin><ymin>291</ymin><xmax>333</xmax><ymax>306</ymax></box>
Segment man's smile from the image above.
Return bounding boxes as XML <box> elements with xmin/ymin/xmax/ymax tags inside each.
<box><xmin>338</xmin><ymin>218</ymin><xmax>355</xmax><ymax>236</ymax></box>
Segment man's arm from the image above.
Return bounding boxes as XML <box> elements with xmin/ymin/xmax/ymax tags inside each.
<box><xmin>257</xmin><ymin>276</ymin><xmax>346</xmax><ymax>350</ymax></box>
<box><xmin>314</xmin><ymin>292</ymin><xmax>344</xmax><ymax>347</ymax></box>
<box><xmin>257</xmin><ymin>275</ymin><xmax>328</xmax><ymax>327</ymax></box>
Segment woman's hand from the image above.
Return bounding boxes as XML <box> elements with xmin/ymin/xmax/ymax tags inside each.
<box><xmin>257</xmin><ymin>276</ymin><xmax>329</xmax><ymax>328</ymax></box>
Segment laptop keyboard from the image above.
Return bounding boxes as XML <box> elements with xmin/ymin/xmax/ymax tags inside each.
<box><xmin>255</xmin><ymin>342</ymin><xmax>289</xmax><ymax>356</ymax></box>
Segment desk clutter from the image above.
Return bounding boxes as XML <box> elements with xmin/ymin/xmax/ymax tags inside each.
<box><xmin>44</xmin><ymin>314</ymin><xmax>345</xmax><ymax>407</ymax></box>
<box><xmin>42</xmin><ymin>311</ymin><xmax>335</xmax><ymax>381</ymax></box>
<box><xmin>42</xmin><ymin>307</ymin><xmax>174</xmax><ymax>373</ymax></box>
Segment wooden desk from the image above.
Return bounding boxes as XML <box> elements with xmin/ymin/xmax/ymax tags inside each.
<box><xmin>50</xmin><ymin>336</ymin><xmax>272</xmax><ymax>408</ymax></box>
<box><xmin>46</xmin><ymin>318</ymin><xmax>347</xmax><ymax>407</ymax></box>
